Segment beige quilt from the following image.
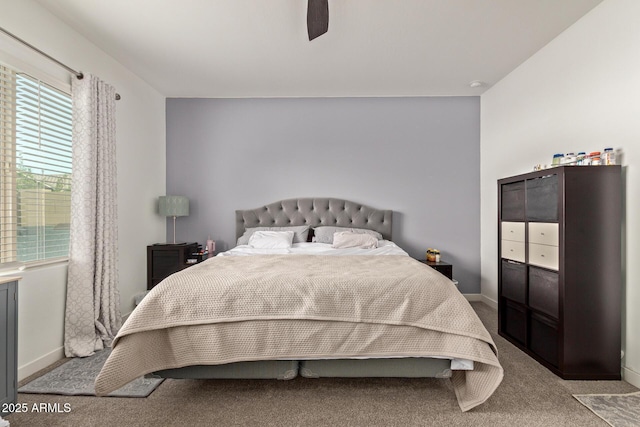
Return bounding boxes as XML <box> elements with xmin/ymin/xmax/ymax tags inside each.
<box><xmin>95</xmin><ymin>255</ymin><xmax>503</xmax><ymax>411</ymax></box>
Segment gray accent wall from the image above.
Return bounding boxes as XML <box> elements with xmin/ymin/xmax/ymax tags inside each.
<box><xmin>166</xmin><ymin>97</ymin><xmax>481</xmax><ymax>293</ymax></box>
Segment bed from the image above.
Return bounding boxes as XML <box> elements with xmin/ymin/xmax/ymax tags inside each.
<box><xmin>95</xmin><ymin>198</ymin><xmax>503</xmax><ymax>411</ymax></box>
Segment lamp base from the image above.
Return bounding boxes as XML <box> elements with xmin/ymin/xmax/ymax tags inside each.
<box><xmin>154</xmin><ymin>216</ymin><xmax>188</xmax><ymax>245</ymax></box>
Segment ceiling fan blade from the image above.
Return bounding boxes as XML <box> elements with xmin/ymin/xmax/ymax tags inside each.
<box><xmin>307</xmin><ymin>0</ymin><xmax>329</xmax><ymax>41</ymax></box>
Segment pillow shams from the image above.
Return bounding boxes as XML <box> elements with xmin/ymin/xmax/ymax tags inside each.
<box><xmin>248</xmin><ymin>231</ymin><xmax>295</xmax><ymax>249</ymax></box>
<box><xmin>313</xmin><ymin>226</ymin><xmax>382</xmax><ymax>244</ymax></box>
<box><xmin>331</xmin><ymin>231</ymin><xmax>379</xmax><ymax>249</ymax></box>
<box><xmin>237</xmin><ymin>226</ymin><xmax>309</xmax><ymax>246</ymax></box>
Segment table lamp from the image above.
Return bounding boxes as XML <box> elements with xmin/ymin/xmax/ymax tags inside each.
<box><xmin>158</xmin><ymin>195</ymin><xmax>189</xmax><ymax>244</ymax></box>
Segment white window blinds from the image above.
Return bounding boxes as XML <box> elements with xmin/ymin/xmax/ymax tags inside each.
<box><xmin>0</xmin><ymin>64</ymin><xmax>72</xmax><ymax>266</ymax></box>
<box><xmin>0</xmin><ymin>65</ymin><xmax>17</xmax><ymax>264</ymax></box>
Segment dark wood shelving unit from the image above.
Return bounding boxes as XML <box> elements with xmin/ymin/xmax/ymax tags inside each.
<box><xmin>498</xmin><ymin>165</ymin><xmax>621</xmax><ymax>380</ymax></box>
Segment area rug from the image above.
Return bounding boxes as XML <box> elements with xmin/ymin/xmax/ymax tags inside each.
<box><xmin>573</xmin><ymin>391</ymin><xmax>640</xmax><ymax>427</ymax></box>
<box><xmin>19</xmin><ymin>349</ymin><xmax>163</xmax><ymax>398</ymax></box>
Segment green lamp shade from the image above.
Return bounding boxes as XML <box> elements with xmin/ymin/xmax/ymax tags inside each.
<box><xmin>158</xmin><ymin>196</ymin><xmax>189</xmax><ymax>217</ymax></box>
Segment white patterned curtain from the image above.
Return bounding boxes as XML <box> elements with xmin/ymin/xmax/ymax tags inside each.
<box><xmin>64</xmin><ymin>74</ymin><xmax>121</xmax><ymax>357</ymax></box>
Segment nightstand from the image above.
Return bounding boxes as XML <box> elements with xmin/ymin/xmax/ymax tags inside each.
<box><xmin>419</xmin><ymin>260</ymin><xmax>453</xmax><ymax>280</ymax></box>
<box><xmin>147</xmin><ymin>243</ymin><xmax>202</xmax><ymax>290</ymax></box>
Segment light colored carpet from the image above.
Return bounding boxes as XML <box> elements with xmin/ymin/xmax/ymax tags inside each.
<box><xmin>574</xmin><ymin>391</ymin><xmax>640</xmax><ymax>427</ymax></box>
<box><xmin>7</xmin><ymin>302</ymin><xmax>639</xmax><ymax>427</ymax></box>
<box><xmin>18</xmin><ymin>349</ymin><xmax>163</xmax><ymax>398</ymax></box>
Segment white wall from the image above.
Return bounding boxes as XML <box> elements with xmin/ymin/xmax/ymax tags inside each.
<box><xmin>0</xmin><ymin>0</ymin><xmax>166</xmax><ymax>379</ymax></box>
<box><xmin>480</xmin><ymin>0</ymin><xmax>640</xmax><ymax>387</ymax></box>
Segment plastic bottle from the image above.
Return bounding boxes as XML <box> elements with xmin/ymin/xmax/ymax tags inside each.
<box><xmin>602</xmin><ymin>148</ymin><xmax>616</xmax><ymax>165</ymax></box>
<box><xmin>563</xmin><ymin>152</ymin><xmax>576</xmax><ymax>165</ymax></box>
<box><xmin>206</xmin><ymin>237</ymin><xmax>215</xmax><ymax>255</ymax></box>
<box><xmin>552</xmin><ymin>154</ymin><xmax>564</xmax><ymax>166</ymax></box>
<box><xmin>590</xmin><ymin>151</ymin><xmax>601</xmax><ymax>166</ymax></box>
<box><xmin>576</xmin><ymin>152</ymin><xmax>586</xmax><ymax>165</ymax></box>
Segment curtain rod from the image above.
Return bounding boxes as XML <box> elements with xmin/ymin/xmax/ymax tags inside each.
<box><xmin>0</xmin><ymin>26</ymin><xmax>121</xmax><ymax>100</ymax></box>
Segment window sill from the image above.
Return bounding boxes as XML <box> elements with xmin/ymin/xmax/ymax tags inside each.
<box><xmin>0</xmin><ymin>257</ymin><xmax>69</xmax><ymax>276</ymax></box>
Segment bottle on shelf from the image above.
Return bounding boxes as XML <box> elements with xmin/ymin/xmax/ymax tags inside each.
<box><xmin>204</xmin><ymin>237</ymin><xmax>215</xmax><ymax>258</ymax></box>
<box><xmin>602</xmin><ymin>148</ymin><xmax>616</xmax><ymax>165</ymax></box>
<box><xmin>563</xmin><ymin>152</ymin><xmax>576</xmax><ymax>165</ymax></box>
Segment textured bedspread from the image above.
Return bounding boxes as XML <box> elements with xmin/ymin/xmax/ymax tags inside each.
<box><xmin>95</xmin><ymin>255</ymin><xmax>503</xmax><ymax>411</ymax></box>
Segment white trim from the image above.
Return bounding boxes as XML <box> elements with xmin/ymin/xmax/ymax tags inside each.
<box><xmin>0</xmin><ymin>265</ymin><xmax>23</xmax><ymax>276</ymax></box>
<box><xmin>0</xmin><ymin>258</ymin><xmax>69</xmax><ymax>276</ymax></box>
<box><xmin>21</xmin><ymin>257</ymin><xmax>69</xmax><ymax>270</ymax></box>
<box><xmin>480</xmin><ymin>294</ymin><xmax>498</xmax><ymax>310</ymax></box>
<box><xmin>18</xmin><ymin>346</ymin><xmax>64</xmax><ymax>381</ymax></box>
<box><xmin>462</xmin><ymin>293</ymin><xmax>483</xmax><ymax>302</ymax></box>
<box><xmin>623</xmin><ymin>366</ymin><xmax>640</xmax><ymax>389</ymax></box>
<box><xmin>0</xmin><ymin>52</ymin><xmax>71</xmax><ymax>94</ymax></box>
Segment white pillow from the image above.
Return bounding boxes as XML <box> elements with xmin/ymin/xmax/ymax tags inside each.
<box><xmin>331</xmin><ymin>231</ymin><xmax>379</xmax><ymax>249</ymax></box>
<box><xmin>313</xmin><ymin>226</ymin><xmax>382</xmax><ymax>244</ymax></box>
<box><xmin>248</xmin><ymin>231</ymin><xmax>295</xmax><ymax>249</ymax></box>
<box><xmin>237</xmin><ymin>226</ymin><xmax>309</xmax><ymax>246</ymax></box>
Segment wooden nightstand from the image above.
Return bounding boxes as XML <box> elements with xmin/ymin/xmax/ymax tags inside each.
<box><xmin>419</xmin><ymin>260</ymin><xmax>453</xmax><ymax>280</ymax></box>
<box><xmin>147</xmin><ymin>243</ymin><xmax>202</xmax><ymax>290</ymax></box>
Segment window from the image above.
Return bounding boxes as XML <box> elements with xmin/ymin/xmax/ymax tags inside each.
<box><xmin>0</xmin><ymin>64</ymin><xmax>72</xmax><ymax>267</ymax></box>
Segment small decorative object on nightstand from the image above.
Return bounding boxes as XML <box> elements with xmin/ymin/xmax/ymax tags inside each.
<box><xmin>426</xmin><ymin>248</ymin><xmax>440</xmax><ymax>262</ymax></box>
<box><xmin>206</xmin><ymin>237</ymin><xmax>215</xmax><ymax>255</ymax></box>
<box><xmin>419</xmin><ymin>259</ymin><xmax>453</xmax><ymax>280</ymax></box>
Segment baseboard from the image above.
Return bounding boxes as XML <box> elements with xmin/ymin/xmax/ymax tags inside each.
<box><xmin>18</xmin><ymin>310</ymin><xmax>135</xmax><ymax>383</ymax></box>
<box><xmin>18</xmin><ymin>346</ymin><xmax>65</xmax><ymax>381</ymax></box>
<box><xmin>623</xmin><ymin>365</ymin><xmax>640</xmax><ymax>388</ymax></box>
<box><xmin>480</xmin><ymin>294</ymin><xmax>498</xmax><ymax>310</ymax></box>
<box><xmin>462</xmin><ymin>293</ymin><xmax>498</xmax><ymax>311</ymax></box>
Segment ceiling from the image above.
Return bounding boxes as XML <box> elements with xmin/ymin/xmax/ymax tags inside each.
<box><xmin>35</xmin><ymin>0</ymin><xmax>603</xmax><ymax>98</ymax></box>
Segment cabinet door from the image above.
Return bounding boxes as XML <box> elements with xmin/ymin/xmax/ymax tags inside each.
<box><xmin>529</xmin><ymin>243</ymin><xmax>559</xmax><ymax>271</ymax></box>
<box><xmin>501</xmin><ymin>181</ymin><xmax>525</xmax><ymax>221</ymax></box>
<box><xmin>528</xmin><ymin>222</ymin><xmax>559</xmax><ymax>246</ymax></box>
<box><xmin>501</xmin><ymin>240</ymin><xmax>525</xmax><ymax>263</ymax></box>
<box><xmin>530</xmin><ymin>313</ymin><xmax>559</xmax><ymax>367</ymax></box>
<box><xmin>152</xmin><ymin>249</ymin><xmax>183</xmax><ymax>279</ymax></box>
<box><xmin>529</xmin><ymin>267</ymin><xmax>559</xmax><ymax>319</ymax></box>
<box><xmin>0</xmin><ymin>281</ymin><xmax>17</xmax><ymax>415</ymax></box>
<box><xmin>503</xmin><ymin>301</ymin><xmax>527</xmax><ymax>345</ymax></box>
<box><xmin>526</xmin><ymin>175</ymin><xmax>558</xmax><ymax>221</ymax></box>
<box><xmin>502</xmin><ymin>222</ymin><xmax>525</xmax><ymax>242</ymax></box>
<box><xmin>501</xmin><ymin>260</ymin><xmax>526</xmax><ymax>304</ymax></box>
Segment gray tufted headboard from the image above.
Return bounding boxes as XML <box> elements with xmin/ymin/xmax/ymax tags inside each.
<box><xmin>236</xmin><ymin>198</ymin><xmax>393</xmax><ymax>241</ymax></box>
